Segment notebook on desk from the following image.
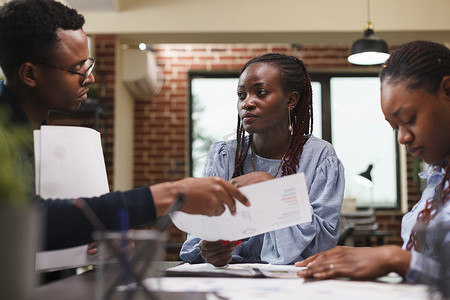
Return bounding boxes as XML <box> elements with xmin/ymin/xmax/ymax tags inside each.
<box><xmin>164</xmin><ymin>263</ymin><xmax>303</xmax><ymax>278</ymax></box>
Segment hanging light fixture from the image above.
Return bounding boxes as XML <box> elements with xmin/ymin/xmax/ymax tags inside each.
<box><xmin>348</xmin><ymin>0</ymin><xmax>390</xmax><ymax>65</ymax></box>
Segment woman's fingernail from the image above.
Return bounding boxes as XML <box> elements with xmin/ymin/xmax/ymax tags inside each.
<box><xmin>313</xmin><ymin>272</ymin><xmax>324</xmax><ymax>278</ymax></box>
<box><xmin>221</xmin><ymin>241</ymin><xmax>230</xmax><ymax>246</ymax></box>
<box><xmin>233</xmin><ymin>241</ymin><xmax>242</xmax><ymax>246</ymax></box>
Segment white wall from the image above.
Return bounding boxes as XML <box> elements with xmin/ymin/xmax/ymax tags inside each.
<box><xmin>113</xmin><ymin>39</ymin><xmax>135</xmax><ymax>190</ymax></box>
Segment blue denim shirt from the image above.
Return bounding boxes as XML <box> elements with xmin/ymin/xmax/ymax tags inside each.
<box><xmin>180</xmin><ymin>135</ymin><xmax>345</xmax><ymax>265</ymax></box>
<box><xmin>402</xmin><ymin>165</ymin><xmax>449</xmax><ymax>289</ymax></box>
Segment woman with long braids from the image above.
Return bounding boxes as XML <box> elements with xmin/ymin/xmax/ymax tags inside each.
<box><xmin>296</xmin><ymin>41</ymin><xmax>450</xmax><ymax>295</ymax></box>
<box><xmin>180</xmin><ymin>53</ymin><xmax>345</xmax><ymax>266</ymax></box>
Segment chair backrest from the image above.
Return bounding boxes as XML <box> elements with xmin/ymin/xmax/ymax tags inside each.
<box><xmin>337</xmin><ymin>223</ymin><xmax>355</xmax><ymax>246</ymax></box>
<box><xmin>340</xmin><ymin>208</ymin><xmax>378</xmax><ymax>231</ymax></box>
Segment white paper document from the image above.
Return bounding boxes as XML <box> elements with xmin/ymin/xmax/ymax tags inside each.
<box><xmin>166</xmin><ymin>262</ymin><xmax>305</xmax><ymax>278</ymax></box>
<box><xmin>34</xmin><ymin>125</ymin><xmax>109</xmax><ymax>199</ymax></box>
<box><xmin>170</xmin><ymin>172</ymin><xmax>312</xmax><ymax>241</ymax></box>
<box><xmin>35</xmin><ymin>245</ymin><xmax>97</xmax><ymax>272</ymax></box>
<box><xmin>34</xmin><ymin>125</ymin><xmax>109</xmax><ymax>272</ymax></box>
<box><xmin>143</xmin><ymin>277</ymin><xmax>428</xmax><ymax>300</ymax></box>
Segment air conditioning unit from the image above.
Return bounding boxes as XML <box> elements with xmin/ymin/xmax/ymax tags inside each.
<box><xmin>121</xmin><ymin>48</ymin><xmax>163</xmax><ymax>100</ymax></box>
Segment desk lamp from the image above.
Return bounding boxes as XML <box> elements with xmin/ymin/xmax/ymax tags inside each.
<box><xmin>355</xmin><ymin>164</ymin><xmax>373</xmax><ymax>187</ymax></box>
<box><xmin>355</xmin><ymin>164</ymin><xmax>375</xmax><ymax>209</ymax></box>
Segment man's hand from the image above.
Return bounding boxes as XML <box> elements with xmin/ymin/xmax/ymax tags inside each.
<box><xmin>87</xmin><ymin>242</ymin><xmax>98</xmax><ymax>255</ymax></box>
<box><xmin>176</xmin><ymin>177</ymin><xmax>250</xmax><ymax>216</ymax></box>
<box><xmin>199</xmin><ymin>240</ymin><xmax>240</xmax><ymax>267</ymax></box>
<box><xmin>150</xmin><ymin>177</ymin><xmax>250</xmax><ymax>217</ymax></box>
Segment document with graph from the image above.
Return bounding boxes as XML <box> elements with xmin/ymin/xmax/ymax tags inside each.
<box><xmin>170</xmin><ymin>172</ymin><xmax>312</xmax><ymax>241</ymax></box>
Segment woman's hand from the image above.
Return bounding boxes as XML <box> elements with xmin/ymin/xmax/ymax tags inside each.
<box><xmin>295</xmin><ymin>245</ymin><xmax>410</xmax><ymax>280</ymax></box>
<box><xmin>229</xmin><ymin>171</ymin><xmax>274</xmax><ymax>188</ymax></box>
<box><xmin>199</xmin><ymin>240</ymin><xmax>241</xmax><ymax>267</ymax></box>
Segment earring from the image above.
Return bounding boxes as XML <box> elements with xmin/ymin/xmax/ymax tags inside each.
<box><xmin>288</xmin><ymin>108</ymin><xmax>293</xmax><ymax>135</ymax></box>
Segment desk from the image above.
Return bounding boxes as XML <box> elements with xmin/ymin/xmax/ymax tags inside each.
<box><xmin>31</xmin><ymin>265</ymin><xmax>430</xmax><ymax>300</ymax></box>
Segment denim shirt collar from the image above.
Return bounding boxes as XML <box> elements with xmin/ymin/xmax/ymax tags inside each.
<box><xmin>419</xmin><ymin>161</ymin><xmax>447</xmax><ymax>181</ymax></box>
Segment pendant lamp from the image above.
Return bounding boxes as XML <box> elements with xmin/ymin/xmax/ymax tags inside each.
<box><xmin>348</xmin><ymin>0</ymin><xmax>389</xmax><ymax>65</ymax></box>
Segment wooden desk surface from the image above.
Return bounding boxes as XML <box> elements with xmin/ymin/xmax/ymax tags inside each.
<box><xmin>30</xmin><ymin>265</ymin><xmax>430</xmax><ymax>300</ymax></box>
<box><xmin>32</xmin><ymin>269</ymin><xmax>95</xmax><ymax>300</ymax></box>
<box><xmin>31</xmin><ymin>269</ymin><xmax>206</xmax><ymax>300</ymax></box>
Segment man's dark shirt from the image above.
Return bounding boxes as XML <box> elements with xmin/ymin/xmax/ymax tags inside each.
<box><xmin>0</xmin><ymin>81</ymin><xmax>157</xmax><ymax>250</ymax></box>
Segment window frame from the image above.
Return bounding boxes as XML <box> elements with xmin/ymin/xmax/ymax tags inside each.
<box><xmin>310</xmin><ymin>72</ymin><xmax>401</xmax><ymax>210</ymax></box>
<box><xmin>188</xmin><ymin>70</ymin><xmax>401</xmax><ymax>210</ymax></box>
<box><xmin>188</xmin><ymin>71</ymin><xmax>239</xmax><ymax>177</ymax></box>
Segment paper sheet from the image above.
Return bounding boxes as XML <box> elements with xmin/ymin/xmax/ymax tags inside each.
<box><xmin>34</xmin><ymin>125</ymin><xmax>109</xmax><ymax>272</ymax></box>
<box><xmin>167</xmin><ymin>262</ymin><xmax>305</xmax><ymax>278</ymax></box>
<box><xmin>35</xmin><ymin>125</ymin><xmax>109</xmax><ymax>199</ymax></box>
<box><xmin>170</xmin><ymin>172</ymin><xmax>312</xmax><ymax>241</ymax></box>
<box><xmin>141</xmin><ymin>277</ymin><xmax>429</xmax><ymax>300</ymax></box>
<box><xmin>35</xmin><ymin>245</ymin><xmax>98</xmax><ymax>272</ymax></box>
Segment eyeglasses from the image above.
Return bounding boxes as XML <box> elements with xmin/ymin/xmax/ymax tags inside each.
<box><xmin>36</xmin><ymin>57</ymin><xmax>96</xmax><ymax>85</ymax></box>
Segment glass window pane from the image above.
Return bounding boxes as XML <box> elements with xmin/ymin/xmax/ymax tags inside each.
<box><xmin>311</xmin><ymin>82</ymin><xmax>322</xmax><ymax>139</ymax></box>
<box><xmin>191</xmin><ymin>78</ymin><xmax>239</xmax><ymax>177</ymax></box>
<box><xmin>330</xmin><ymin>77</ymin><xmax>397</xmax><ymax>208</ymax></box>
<box><xmin>191</xmin><ymin>78</ymin><xmax>324</xmax><ymax>178</ymax></box>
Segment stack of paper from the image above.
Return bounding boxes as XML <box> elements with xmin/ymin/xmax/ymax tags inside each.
<box><xmin>34</xmin><ymin>125</ymin><xmax>109</xmax><ymax>271</ymax></box>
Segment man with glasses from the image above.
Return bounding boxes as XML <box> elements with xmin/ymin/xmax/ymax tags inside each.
<box><xmin>0</xmin><ymin>0</ymin><xmax>250</xmax><ymax>256</ymax></box>
<box><xmin>36</xmin><ymin>57</ymin><xmax>96</xmax><ymax>86</ymax></box>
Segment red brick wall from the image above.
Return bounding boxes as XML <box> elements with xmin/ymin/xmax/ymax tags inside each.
<box><xmin>51</xmin><ymin>38</ymin><xmax>423</xmax><ymax>258</ymax></box>
<box><xmin>134</xmin><ymin>43</ymin><xmax>351</xmax><ymax>185</ymax></box>
<box><xmin>48</xmin><ymin>35</ymin><xmax>116</xmax><ymax>188</ymax></box>
<box><xmin>93</xmin><ymin>35</ymin><xmax>116</xmax><ymax>186</ymax></box>
<box><xmin>134</xmin><ymin>43</ymin><xmax>422</xmax><ymax>255</ymax></box>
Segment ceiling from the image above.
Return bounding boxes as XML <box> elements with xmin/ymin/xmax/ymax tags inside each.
<box><xmin>60</xmin><ymin>0</ymin><xmax>450</xmax><ymax>46</ymax></box>
<box><xmin>64</xmin><ymin>0</ymin><xmax>119</xmax><ymax>12</ymax></box>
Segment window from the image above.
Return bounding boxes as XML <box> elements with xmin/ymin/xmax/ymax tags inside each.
<box><xmin>189</xmin><ymin>73</ymin><xmax>323</xmax><ymax>178</ymax></box>
<box><xmin>312</xmin><ymin>74</ymin><xmax>400</xmax><ymax>209</ymax></box>
<box><xmin>189</xmin><ymin>72</ymin><xmax>400</xmax><ymax>209</ymax></box>
<box><xmin>189</xmin><ymin>73</ymin><xmax>239</xmax><ymax>178</ymax></box>
<box><xmin>311</xmin><ymin>82</ymin><xmax>322</xmax><ymax>139</ymax></box>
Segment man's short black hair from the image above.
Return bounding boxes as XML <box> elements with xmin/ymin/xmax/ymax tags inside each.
<box><xmin>0</xmin><ymin>0</ymin><xmax>85</xmax><ymax>81</ymax></box>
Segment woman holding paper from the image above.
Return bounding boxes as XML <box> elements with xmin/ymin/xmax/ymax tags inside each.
<box><xmin>180</xmin><ymin>53</ymin><xmax>345</xmax><ymax>266</ymax></box>
<box><xmin>296</xmin><ymin>41</ymin><xmax>450</xmax><ymax>295</ymax></box>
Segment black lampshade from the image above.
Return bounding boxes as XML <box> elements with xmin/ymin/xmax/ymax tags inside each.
<box><xmin>348</xmin><ymin>22</ymin><xmax>390</xmax><ymax>65</ymax></box>
<box><xmin>358</xmin><ymin>164</ymin><xmax>373</xmax><ymax>182</ymax></box>
<box><xmin>354</xmin><ymin>164</ymin><xmax>374</xmax><ymax>188</ymax></box>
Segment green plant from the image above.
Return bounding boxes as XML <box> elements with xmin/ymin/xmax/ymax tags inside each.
<box><xmin>0</xmin><ymin>110</ymin><xmax>30</xmax><ymax>208</ymax></box>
